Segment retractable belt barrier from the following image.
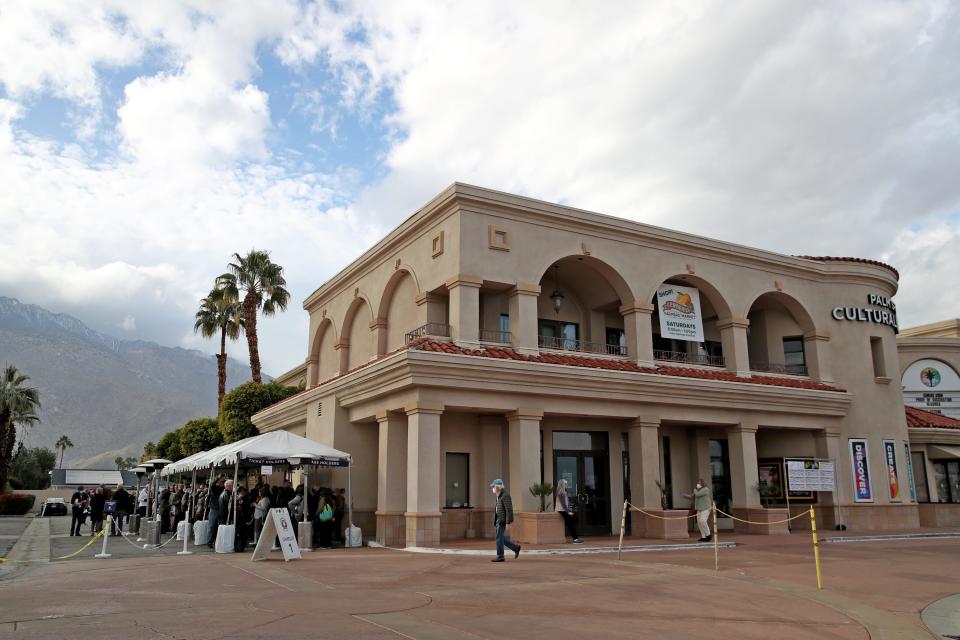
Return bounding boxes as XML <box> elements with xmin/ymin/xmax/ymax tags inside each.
<box><xmin>617</xmin><ymin>500</ymin><xmax>825</xmax><ymax>591</ymax></box>
<box><xmin>0</xmin><ymin>529</ymin><xmax>105</xmax><ymax>564</ymax></box>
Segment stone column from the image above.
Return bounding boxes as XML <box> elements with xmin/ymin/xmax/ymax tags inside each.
<box><xmin>718</xmin><ymin>317</ymin><xmax>751</xmax><ymax>376</ymax></box>
<box><xmin>728</xmin><ymin>421</ymin><xmax>786</xmax><ymax>533</ymax></box>
<box><xmin>405</xmin><ymin>402</ymin><xmax>443</xmax><ymax>547</ymax></box>
<box><xmin>306</xmin><ymin>355</ymin><xmax>319</xmax><ymax>387</ymax></box>
<box><xmin>620</xmin><ymin>302</ymin><xmax>655</xmax><ymax>366</ymax></box>
<box><xmin>370</xmin><ymin>319</ymin><xmax>388</xmax><ymax>356</ymax></box>
<box><xmin>803</xmin><ymin>331</ymin><xmax>834</xmax><ymax>385</ymax></box>
<box><xmin>507</xmin><ymin>409</ymin><xmax>556</xmax><ymax>543</ymax></box>
<box><xmin>479</xmin><ymin>415</ymin><xmax>503</xmax><ymax>539</ymax></box>
<box><xmin>376</xmin><ymin>411</ymin><xmax>407</xmax><ymax>546</ymax></box>
<box><xmin>628</xmin><ymin>418</ymin><xmax>687</xmax><ymax>539</ymax></box>
<box><xmin>335</xmin><ymin>340</ymin><xmax>349</xmax><ymax>375</ymax></box>
<box><xmin>446</xmin><ymin>274</ymin><xmax>483</xmax><ymax>344</ymax></box>
<box><xmin>508</xmin><ymin>283</ymin><xmax>541</xmax><ymax>355</ymax></box>
<box><xmin>813</xmin><ymin>427</ymin><xmax>842</xmax><ymax>528</ymax></box>
<box><xmin>414</xmin><ymin>292</ymin><xmax>448</xmax><ymax>327</ymax></box>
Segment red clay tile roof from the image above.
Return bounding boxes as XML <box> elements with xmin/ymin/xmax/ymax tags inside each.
<box><xmin>795</xmin><ymin>255</ymin><xmax>899</xmax><ymax>279</ymax></box>
<box><xmin>905</xmin><ymin>405</ymin><xmax>960</xmax><ymax>429</ymax></box>
<box><xmin>410</xmin><ymin>339</ymin><xmax>844</xmax><ymax>391</ymax></box>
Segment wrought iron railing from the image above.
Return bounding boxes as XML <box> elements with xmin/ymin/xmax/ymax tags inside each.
<box><xmin>749</xmin><ymin>361</ymin><xmax>808</xmax><ymax>376</ymax></box>
<box><xmin>538</xmin><ymin>335</ymin><xmax>628</xmax><ymax>357</ymax></box>
<box><xmin>479</xmin><ymin>328</ymin><xmax>512</xmax><ymax>344</ymax></box>
<box><xmin>653</xmin><ymin>350</ymin><xmax>725</xmax><ymax>367</ymax></box>
<box><xmin>405</xmin><ymin>323</ymin><xmax>452</xmax><ymax>344</ymax></box>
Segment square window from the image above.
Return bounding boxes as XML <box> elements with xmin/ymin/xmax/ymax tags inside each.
<box><xmin>488</xmin><ymin>225</ymin><xmax>510</xmax><ymax>251</ymax></box>
<box><xmin>431</xmin><ymin>230</ymin><xmax>444</xmax><ymax>258</ymax></box>
<box><xmin>445</xmin><ymin>453</ymin><xmax>469</xmax><ymax>508</ymax></box>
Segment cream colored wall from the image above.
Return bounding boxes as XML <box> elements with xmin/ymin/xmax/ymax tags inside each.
<box><xmin>748</xmin><ymin>307</ymin><xmax>804</xmax><ymax>365</ymax></box>
<box><xmin>386</xmin><ymin>273</ymin><xmax>419</xmax><ymax>352</ymax></box>
<box><xmin>439</xmin><ymin>413</ymin><xmax>483</xmax><ymax>508</ymax></box>
<box><xmin>346</xmin><ymin>300</ymin><xmax>375</xmax><ymax>370</ymax></box>
<box><xmin>317</xmin><ymin>324</ymin><xmax>338</xmax><ymax>381</ymax></box>
<box><xmin>756</xmin><ymin>429</ymin><xmax>816</xmax><ymax>458</ymax></box>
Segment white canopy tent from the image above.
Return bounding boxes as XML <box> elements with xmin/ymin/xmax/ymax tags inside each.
<box><xmin>160</xmin><ymin>431</ymin><xmax>355</xmax><ymax>551</ymax></box>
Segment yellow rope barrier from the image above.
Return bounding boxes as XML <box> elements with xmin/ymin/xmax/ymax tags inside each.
<box><xmin>0</xmin><ymin>530</ymin><xmax>105</xmax><ymax>564</ymax></box>
<box><xmin>627</xmin><ymin>502</ymin><xmax>699</xmax><ymax>520</ymax></box>
<box><xmin>713</xmin><ymin>507</ymin><xmax>811</xmax><ymax>526</ymax></box>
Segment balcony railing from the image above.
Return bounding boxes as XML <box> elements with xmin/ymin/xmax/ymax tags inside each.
<box><xmin>538</xmin><ymin>335</ymin><xmax>628</xmax><ymax>357</ymax></box>
<box><xmin>479</xmin><ymin>328</ymin><xmax>512</xmax><ymax>344</ymax></box>
<box><xmin>405</xmin><ymin>322</ymin><xmax>451</xmax><ymax>344</ymax></box>
<box><xmin>749</xmin><ymin>361</ymin><xmax>808</xmax><ymax>376</ymax></box>
<box><xmin>654</xmin><ymin>349</ymin><xmax>725</xmax><ymax>368</ymax></box>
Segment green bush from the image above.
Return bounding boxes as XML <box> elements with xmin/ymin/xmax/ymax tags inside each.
<box><xmin>0</xmin><ymin>493</ymin><xmax>37</xmax><ymax>515</ymax></box>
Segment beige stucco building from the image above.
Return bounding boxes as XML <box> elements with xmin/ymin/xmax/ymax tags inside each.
<box><xmin>255</xmin><ymin>184</ymin><xmax>923</xmax><ymax>546</ymax></box>
<box><xmin>898</xmin><ymin>319</ymin><xmax>960</xmax><ymax>526</ymax></box>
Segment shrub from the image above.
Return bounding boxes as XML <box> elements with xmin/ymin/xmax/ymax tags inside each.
<box><xmin>220</xmin><ymin>381</ymin><xmax>300</xmax><ymax>443</ymax></box>
<box><xmin>0</xmin><ymin>493</ymin><xmax>37</xmax><ymax>515</ymax></box>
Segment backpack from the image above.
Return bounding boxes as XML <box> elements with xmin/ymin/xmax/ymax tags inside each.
<box><xmin>318</xmin><ymin>503</ymin><xmax>333</xmax><ymax>522</ymax></box>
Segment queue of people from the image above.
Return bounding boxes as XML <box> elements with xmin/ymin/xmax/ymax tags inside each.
<box><xmin>69</xmin><ymin>483</ymin><xmax>134</xmax><ymax>537</ymax></box>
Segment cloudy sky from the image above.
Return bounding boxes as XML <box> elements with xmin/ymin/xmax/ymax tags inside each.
<box><xmin>1</xmin><ymin>1</ymin><xmax>958</xmax><ymax>375</ymax></box>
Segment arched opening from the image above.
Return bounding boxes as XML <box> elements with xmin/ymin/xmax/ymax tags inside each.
<box><xmin>378</xmin><ymin>270</ymin><xmax>420</xmax><ymax>353</ymax></box>
<box><xmin>745</xmin><ymin>291</ymin><xmax>816</xmax><ymax>376</ymax></box>
<box><xmin>308</xmin><ymin>318</ymin><xmax>338</xmax><ymax>386</ymax></box>
<box><xmin>341</xmin><ymin>297</ymin><xmax>376</xmax><ymax>370</ymax></box>
<box><xmin>649</xmin><ymin>275</ymin><xmax>732</xmax><ymax>367</ymax></box>
<box><xmin>531</xmin><ymin>256</ymin><xmax>635</xmax><ymax>355</ymax></box>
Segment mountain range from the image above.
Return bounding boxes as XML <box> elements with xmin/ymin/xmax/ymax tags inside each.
<box><xmin>0</xmin><ymin>296</ymin><xmax>262</xmax><ymax>468</ymax></box>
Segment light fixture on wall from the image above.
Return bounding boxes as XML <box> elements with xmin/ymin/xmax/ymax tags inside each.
<box><xmin>550</xmin><ymin>264</ymin><xmax>565</xmax><ymax>314</ymax></box>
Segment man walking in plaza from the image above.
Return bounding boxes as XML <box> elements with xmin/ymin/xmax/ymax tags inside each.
<box><xmin>490</xmin><ymin>479</ymin><xmax>521</xmax><ymax>562</ymax></box>
<box><xmin>683</xmin><ymin>478</ymin><xmax>714</xmax><ymax>542</ymax></box>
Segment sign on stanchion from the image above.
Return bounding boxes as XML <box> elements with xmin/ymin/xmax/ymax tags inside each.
<box><xmin>251</xmin><ymin>508</ymin><xmax>301</xmax><ymax>562</ymax></box>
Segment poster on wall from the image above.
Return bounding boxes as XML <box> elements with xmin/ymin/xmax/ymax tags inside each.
<box><xmin>656</xmin><ymin>284</ymin><xmax>704</xmax><ymax>342</ymax></box>
<box><xmin>849</xmin><ymin>438</ymin><xmax>873</xmax><ymax>503</ymax></box>
<box><xmin>757</xmin><ymin>462</ymin><xmax>783</xmax><ymax>499</ymax></box>
<box><xmin>882</xmin><ymin>439</ymin><xmax>901</xmax><ymax>502</ymax></box>
<box><xmin>786</xmin><ymin>459</ymin><xmax>836</xmax><ymax>492</ymax></box>
<box><xmin>903</xmin><ymin>441</ymin><xmax>917</xmax><ymax>502</ymax></box>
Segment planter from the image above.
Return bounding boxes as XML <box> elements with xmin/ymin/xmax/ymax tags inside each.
<box><xmin>515</xmin><ymin>511</ymin><xmax>566</xmax><ymax>544</ymax></box>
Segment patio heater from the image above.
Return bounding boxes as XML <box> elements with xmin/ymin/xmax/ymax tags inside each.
<box><xmin>131</xmin><ymin>466</ymin><xmax>148</xmax><ymax>536</ymax></box>
<box><xmin>142</xmin><ymin>458</ymin><xmax>172</xmax><ymax>546</ymax></box>
<box><xmin>287</xmin><ymin>454</ymin><xmax>313</xmax><ymax>551</ymax></box>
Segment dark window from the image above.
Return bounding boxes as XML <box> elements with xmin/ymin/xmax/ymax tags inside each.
<box><xmin>661</xmin><ymin>436</ymin><xmax>672</xmax><ymax>509</ymax></box>
<box><xmin>445</xmin><ymin>453</ymin><xmax>469</xmax><ymax>508</ymax></box>
<box><xmin>539</xmin><ymin>319</ymin><xmax>579</xmax><ymax>349</ymax></box>
<box><xmin>701</xmin><ymin>341</ymin><xmax>723</xmax><ymax>358</ymax></box>
<box><xmin>912</xmin><ymin>451</ymin><xmax>929</xmax><ymax>503</ymax></box>
<box><xmin>499</xmin><ymin>313</ymin><xmax>509</xmax><ymax>334</ymax></box>
<box><xmin>870</xmin><ymin>336</ymin><xmax>886</xmax><ymax>377</ymax></box>
<box><xmin>552</xmin><ymin>431</ymin><xmax>609</xmax><ymax>451</ymax></box>
<box><xmin>709</xmin><ymin>439</ymin><xmax>731</xmax><ymax>514</ymax></box>
<box><xmin>606</xmin><ymin>327</ymin><xmax>626</xmax><ymax>348</ymax></box>
<box><xmin>933</xmin><ymin>461</ymin><xmax>960</xmax><ymax>504</ymax></box>
<box><xmin>783</xmin><ymin>337</ymin><xmax>805</xmax><ymax>364</ymax></box>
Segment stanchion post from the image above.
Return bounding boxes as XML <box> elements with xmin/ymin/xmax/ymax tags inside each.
<box><xmin>178</xmin><ymin>513</ymin><xmax>192</xmax><ymax>556</ymax></box>
<box><xmin>809</xmin><ymin>506</ymin><xmax>823</xmax><ymax>591</ymax></box>
<box><xmin>712</xmin><ymin>503</ymin><xmax>718</xmax><ymax>572</ymax></box>
<box><xmin>95</xmin><ymin>516</ymin><xmax>112</xmax><ymax>558</ymax></box>
<box><xmin>617</xmin><ymin>500</ymin><xmax>628</xmax><ymax>561</ymax></box>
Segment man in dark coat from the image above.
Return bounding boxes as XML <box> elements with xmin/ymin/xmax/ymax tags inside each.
<box><xmin>112</xmin><ymin>484</ymin><xmax>130</xmax><ymax>535</ymax></box>
<box><xmin>70</xmin><ymin>486</ymin><xmax>85</xmax><ymax>536</ymax></box>
<box><xmin>490</xmin><ymin>479</ymin><xmax>521</xmax><ymax>562</ymax></box>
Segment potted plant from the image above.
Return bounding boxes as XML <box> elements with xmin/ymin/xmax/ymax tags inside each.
<box><xmin>655</xmin><ymin>480</ymin><xmax>672</xmax><ymax>509</ymax></box>
<box><xmin>529</xmin><ymin>482</ymin><xmax>555</xmax><ymax>512</ymax></box>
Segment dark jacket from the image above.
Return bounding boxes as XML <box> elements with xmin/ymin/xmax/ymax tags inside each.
<box><xmin>91</xmin><ymin>493</ymin><xmax>105</xmax><ymax>520</ymax></box>
<box><xmin>113</xmin><ymin>488</ymin><xmax>131</xmax><ymax>513</ymax></box>
<box><xmin>494</xmin><ymin>490</ymin><xmax>514</xmax><ymax>526</ymax></box>
<box><xmin>218</xmin><ymin>489</ymin><xmax>233</xmax><ymax>524</ymax></box>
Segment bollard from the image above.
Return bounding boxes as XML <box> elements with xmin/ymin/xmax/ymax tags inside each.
<box><xmin>810</xmin><ymin>506</ymin><xmax>823</xmax><ymax>591</ymax></box>
<box><xmin>95</xmin><ymin>516</ymin><xmax>112</xmax><ymax>558</ymax></box>
<box><xmin>177</xmin><ymin>519</ymin><xmax>192</xmax><ymax>555</ymax></box>
<box><xmin>617</xmin><ymin>500</ymin><xmax>628</xmax><ymax>561</ymax></box>
<box><xmin>712</xmin><ymin>503</ymin><xmax>718</xmax><ymax>572</ymax></box>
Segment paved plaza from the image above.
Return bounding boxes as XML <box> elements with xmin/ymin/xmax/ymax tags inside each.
<box><xmin>1</xmin><ymin>515</ymin><xmax>958</xmax><ymax>639</ymax></box>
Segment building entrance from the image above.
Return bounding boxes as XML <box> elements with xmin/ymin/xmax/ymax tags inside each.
<box><xmin>553</xmin><ymin>432</ymin><xmax>611</xmax><ymax>536</ymax></box>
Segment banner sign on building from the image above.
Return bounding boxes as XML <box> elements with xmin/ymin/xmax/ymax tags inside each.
<box><xmin>882</xmin><ymin>439</ymin><xmax>901</xmax><ymax>502</ymax></box>
<box><xmin>849</xmin><ymin>438</ymin><xmax>873</xmax><ymax>503</ymax></box>
<box><xmin>786</xmin><ymin>459</ymin><xmax>836</xmax><ymax>492</ymax></box>
<box><xmin>656</xmin><ymin>284</ymin><xmax>704</xmax><ymax>342</ymax></box>
<box><xmin>903</xmin><ymin>441</ymin><xmax>916</xmax><ymax>502</ymax></box>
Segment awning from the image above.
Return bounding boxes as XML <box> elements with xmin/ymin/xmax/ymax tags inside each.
<box><xmin>162</xmin><ymin>431</ymin><xmax>350</xmax><ymax>474</ymax></box>
<box><xmin>928</xmin><ymin>444</ymin><xmax>960</xmax><ymax>460</ymax></box>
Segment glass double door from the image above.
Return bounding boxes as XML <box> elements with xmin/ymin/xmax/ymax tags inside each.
<box><xmin>554</xmin><ymin>450</ymin><xmax>611</xmax><ymax>536</ymax></box>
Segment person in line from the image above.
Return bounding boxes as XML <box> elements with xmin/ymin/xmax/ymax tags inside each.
<box><xmin>287</xmin><ymin>485</ymin><xmax>304</xmax><ymax>539</ymax></box>
<box><xmin>158</xmin><ymin>484</ymin><xmax>172</xmax><ymax>534</ymax></box>
<box><xmin>206</xmin><ymin>475</ymin><xmax>225</xmax><ymax>548</ymax></box>
<box><xmin>683</xmin><ymin>478</ymin><xmax>714</xmax><ymax>542</ymax></box>
<box><xmin>112</xmin><ymin>483</ymin><xmax>130</xmax><ymax>535</ymax></box>
<box><xmin>170</xmin><ymin>483</ymin><xmax>183</xmax><ymax>531</ymax></box>
<box><xmin>234</xmin><ymin>486</ymin><xmax>251</xmax><ymax>552</ymax></box>
<box><xmin>90</xmin><ymin>486</ymin><xmax>106</xmax><ymax>536</ymax></box>
<box><xmin>490</xmin><ymin>479</ymin><xmax>521</xmax><ymax>562</ymax></box>
<box><xmin>70</xmin><ymin>486</ymin><xmax>86</xmax><ymax>536</ymax></box>
<box><xmin>553</xmin><ymin>479</ymin><xmax>583</xmax><ymax>544</ymax></box>
<box><xmin>137</xmin><ymin>484</ymin><xmax>149</xmax><ymax>520</ymax></box>
<box><xmin>218</xmin><ymin>479</ymin><xmax>234</xmax><ymax>531</ymax></box>
<box><xmin>316</xmin><ymin>489</ymin><xmax>334</xmax><ymax>549</ymax></box>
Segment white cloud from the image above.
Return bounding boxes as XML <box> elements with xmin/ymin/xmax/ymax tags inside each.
<box><xmin>883</xmin><ymin>220</ymin><xmax>960</xmax><ymax>329</ymax></box>
<box><xmin>119</xmin><ymin>315</ymin><xmax>137</xmax><ymax>332</ymax></box>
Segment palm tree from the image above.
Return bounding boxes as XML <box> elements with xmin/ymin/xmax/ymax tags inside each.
<box><xmin>55</xmin><ymin>434</ymin><xmax>74</xmax><ymax>468</ymax></box>
<box><xmin>0</xmin><ymin>366</ymin><xmax>41</xmax><ymax>491</ymax></box>
<box><xmin>217</xmin><ymin>250</ymin><xmax>290</xmax><ymax>383</ymax></box>
<box><xmin>194</xmin><ymin>286</ymin><xmax>245</xmax><ymax>413</ymax></box>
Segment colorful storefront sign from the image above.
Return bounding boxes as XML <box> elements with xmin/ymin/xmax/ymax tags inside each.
<box><xmin>656</xmin><ymin>284</ymin><xmax>704</xmax><ymax>342</ymax></box>
<box><xmin>849</xmin><ymin>438</ymin><xmax>873</xmax><ymax>503</ymax></box>
<box><xmin>882</xmin><ymin>439</ymin><xmax>901</xmax><ymax>502</ymax></box>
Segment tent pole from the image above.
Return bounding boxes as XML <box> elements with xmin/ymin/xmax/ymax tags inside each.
<box><xmin>205</xmin><ymin>464</ymin><xmax>216</xmax><ymax>519</ymax></box>
<box><xmin>347</xmin><ymin>457</ymin><xmax>353</xmax><ymax>545</ymax></box>
<box><xmin>232</xmin><ymin>453</ymin><xmax>239</xmax><ymax>525</ymax></box>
